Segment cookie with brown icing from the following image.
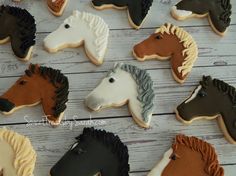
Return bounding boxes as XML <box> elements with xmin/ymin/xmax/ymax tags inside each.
<box><xmin>47</xmin><ymin>0</ymin><xmax>68</xmax><ymax>16</ymax></box>
<box><xmin>0</xmin><ymin>64</ymin><xmax>69</xmax><ymax>126</ymax></box>
<box><xmin>171</xmin><ymin>0</ymin><xmax>232</xmax><ymax>36</ymax></box>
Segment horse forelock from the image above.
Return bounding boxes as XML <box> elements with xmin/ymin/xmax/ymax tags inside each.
<box><xmin>78</xmin><ymin>128</ymin><xmax>129</xmax><ymax>175</ymax></box>
<box><xmin>155</xmin><ymin>23</ymin><xmax>198</xmax><ymax>77</ymax></box>
<box><xmin>25</xmin><ymin>64</ymin><xmax>69</xmax><ymax>118</ymax></box>
<box><xmin>219</xmin><ymin>0</ymin><xmax>232</xmax><ymax>26</ymax></box>
<box><xmin>173</xmin><ymin>135</ymin><xmax>224</xmax><ymax>176</ymax></box>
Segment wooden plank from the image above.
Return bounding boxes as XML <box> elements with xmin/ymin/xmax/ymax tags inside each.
<box><xmin>0</xmin><ymin>25</ymin><xmax>235</xmax><ymax>77</ymax></box>
<box><xmin>1</xmin><ymin>0</ymin><xmax>236</xmax><ymax>32</ymax></box>
<box><xmin>1</xmin><ymin>115</ymin><xmax>236</xmax><ymax>175</ymax></box>
<box><xmin>1</xmin><ymin>65</ymin><xmax>236</xmax><ymax>124</ymax></box>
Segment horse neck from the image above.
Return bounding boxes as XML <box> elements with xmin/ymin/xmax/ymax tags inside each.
<box><xmin>0</xmin><ymin>140</ymin><xmax>17</xmax><ymax>176</ymax></box>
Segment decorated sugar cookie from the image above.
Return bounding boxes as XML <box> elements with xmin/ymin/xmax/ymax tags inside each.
<box><xmin>148</xmin><ymin>134</ymin><xmax>224</xmax><ymax>176</ymax></box>
<box><xmin>0</xmin><ymin>64</ymin><xmax>69</xmax><ymax>126</ymax></box>
<box><xmin>44</xmin><ymin>10</ymin><xmax>109</xmax><ymax>65</ymax></box>
<box><xmin>50</xmin><ymin>127</ymin><xmax>129</xmax><ymax>176</ymax></box>
<box><xmin>0</xmin><ymin>5</ymin><xmax>36</xmax><ymax>61</ymax></box>
<box><xmin>85</xmin><ymin>63</ymin><xmax>155</xmax><ymax>128</ymax></box>
<box><xmin>0</xmin><ymin>128</ymin><xmax>36</xmax><ymax>176</ymax></box>
<box><xmin>176</xmin><ymin>76</ymin><xmax>236</xmax><ymax>144</ymax></box>
<box><xmin>171</xmin><ymin>0</ymin><xmax>232</xmax><ymax>36</ymax></box>
<box><xmin>133</xmin><ymin>23</ymin><xmax>198</xmax><ymax>84</ymax></box>
<box><xmin>91</xmin><ymin>0</ymin><xmax>153</xmax><ymax>29</ymax></box>
<box><xmin>13</xmin><ymin>0</ymin><xmax>68</xmax><ymax>16</ymax></box>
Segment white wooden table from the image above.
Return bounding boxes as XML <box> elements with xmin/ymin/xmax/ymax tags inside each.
<box><xmin>0</xmin><ymin>0</ymin><xmax>236</xmax><ymax>175</ymax></box>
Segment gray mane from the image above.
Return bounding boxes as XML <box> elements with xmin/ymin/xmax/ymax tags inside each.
<box><xmin>108</xmin><ymin>63</ymin><xmax>155</xmax><ymax>122</ymax></box>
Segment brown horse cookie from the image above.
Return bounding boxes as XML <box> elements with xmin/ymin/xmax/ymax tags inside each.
<box><xmin>176</xmin><ymin>75</ymin><xmax>236</xmax><ymax>144</ymax></box>
<box><xmin>0</xmin><ymin>64</ymin><xmax>69</xmax><ymax>126</ymax></box>
<box><xmin>133</xmin><ymin>23</ymin><xmax>198</xmax><ymax>84</ymax></box>
<box><xmin>171</xmin><ymin>0</ymin><xmax>232</xmax><ymax>36</ymax></box>
<box><xmin>148</xmin><ymin>134</ymin><xmax>224</xmax><ymax>176</ymax></box>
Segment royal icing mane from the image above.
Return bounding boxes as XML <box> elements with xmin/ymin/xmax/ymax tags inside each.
<box><xmin>0</xmin><ymin>5</ymin><xmax>36</xmax><ymax>60</ymax></box>
<box><xmin>44</xmin><ymin>10</ymin><xmax>109</xmax><ymax>65</ymax></box>
<box><xmin>0</xmin><ymin>128</ymin><xmax>36</xmax><ymax>176</ymax></box>
<box><xmin>155</xmin><ymin>23</ymin><xmax>198</xmax><ymax>76</ymax></box>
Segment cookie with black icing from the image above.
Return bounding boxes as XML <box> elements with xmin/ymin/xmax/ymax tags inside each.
<box><xmin>171</xmin><ymin>0</ymin><xmax>232</xmax><ymax>36</ymax></box>
<box><xmin>176</xmin><ymin>76</ymin><xmax>236</xmax><ymax>144</ymax></box>
<box><xmin>91</xmin><ymin>0</ymin><xmax>153</xmax><ymax>29</ymax></box>
<box><xmin>50</xmin><ymin>127</ymin><xmax>130</xmax><ymax>176</ymax></box>
<box><xmin>0</xmin><ymin>5</ymin><xmax>36</xmax><ymax>60</ymax></box>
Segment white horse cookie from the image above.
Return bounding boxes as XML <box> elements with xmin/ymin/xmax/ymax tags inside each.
<box><xmin>44</xmin><ymin>10</ymin><xmax>109</xmax><ymax>65</ymax></box>
<box><xmin>85</xmin><ymin>63</ymin><xmax>155</xmax><ymax>128</ymax></box>
<box><xmin>0</xmin><ymin>128</ymin><xmax>36</xmax><ymax>176</ymax></box>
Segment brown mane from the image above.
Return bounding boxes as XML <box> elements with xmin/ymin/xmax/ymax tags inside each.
<box><xmin>173</xmin><ymin>135</ymin><xmax>224</xmax><ymax>176</ymax></box>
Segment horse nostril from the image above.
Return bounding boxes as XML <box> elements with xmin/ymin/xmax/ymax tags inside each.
<box><xmin>0</xmin><ymin>98</ymin><xmax>15</xmax><ymax>112</ymax></box>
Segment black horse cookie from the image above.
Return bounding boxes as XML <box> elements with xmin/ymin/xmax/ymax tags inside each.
<box><xmin>176</xmin><ymin>76</ymin><xmax>236</xmax><ymax>144</ymax></box>
<box><xmin>91</xmin><ymin>0</ymin><xmax>153</xmax><ymax>29</ymax></box>
<box><xmin>0</xmin><ymin>5</ymin><xmax>36</xmax><ymax>60</ymax></box>
<box><xmin>171</xmin><ymin>0</ymin><xmax>232</xmax><ymax>36</ymax></box>
<box><xmin>50</xmin><ymin>127</ymin><xmax>130</xmax><ymax>176</ymax></box>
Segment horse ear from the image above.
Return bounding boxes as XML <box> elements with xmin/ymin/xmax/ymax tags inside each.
<box><xmin>73</xmin><ymin>10</ymin><xmax>80</xmax><ymax>17</ymax></box>
<box><xmin>114</xmin><ymin>62</ymin><xmax>122</xmax><ymax>69</ymax></box>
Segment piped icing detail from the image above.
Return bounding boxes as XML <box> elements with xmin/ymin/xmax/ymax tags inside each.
<box><xmin>0</xmin><ymin>128</ymin><xmax>36</xmax><ymax>176</ymax></box>
<box><xmin>44</xmin><ymin>10</ymin><xmax>109</xmax><ymax>65</ymax></box>
<box><xmin>85</xmin><ymin>63</ymin><xmax>155</xmax><ymax>128</ymax></box>
<box><xmin>0</xmin><ymin>5</ymin><xmax>36</xmax><ymax>60</ymax></box>
<box><xmin>50</xmin><ymin>127</ymin><xmax>130</xmax><ymax>176</ymax></box>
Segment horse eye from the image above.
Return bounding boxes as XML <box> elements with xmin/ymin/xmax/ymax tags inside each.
<box><xmin>65</xmin><ymin>24</ymin><xmax>70</xmax><ymax>29</ymax></box>
<box><xmin>170</xmin><ymin>154</ymin><xmax>177</xmax><ymax>160</ymax></box>
<box><xmin>155</xmin><ymin>35</ymin><xmax>162</xmax><ymax>39</ymax></box>
<box><xmin>198</xmin><ymin>90</ymin><xmax>207</xmax><ymax>97</ymax></box>
<box><xmin>109</xmin><ymin>77</ymin><xmax>115</xmax><ymax>83</ymax></box>
<box><xmin>19</xmin><ymin>80</ymin><xmax>27</xmax><ymax>85</ymax></box>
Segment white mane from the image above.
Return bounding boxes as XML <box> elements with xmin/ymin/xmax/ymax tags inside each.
<box><xmin>64</xmin><ymin>11</ymin><xmax>109</xmax><ymax>59</ymax></box>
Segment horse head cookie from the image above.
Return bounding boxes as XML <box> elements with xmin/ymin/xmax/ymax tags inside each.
<box><xmin>92</xmin><ymin>0</ymin><xmax>153</xmax><ymax>29</ymax></box>
<box><xmin>133</xmin><ymin>23</ymin><xmax>198</xmax><ymax>83</ymax></box>
<box><xmin>171</xmin><ymin>0</ymin><xmax>232</xmax><ymax>36</ymax></box>
<box><xmin>44</xmin><ymin>10</ymin><xmax>109</xmax><ymax>65</ymax></box>
<box><xmin>176</xmin><ymin>76</ymin><xmax>236</xmax><ymax>144</ymax></box>
<box><xmin>0</xmin><ymin>128</ymin><xmax>36</xmax><ymax>176</ymax></box>
<box><xmin>0</xmin><ymin>64</ymin><xmax>69</xmax><ymax>126</ymax></box>
<box><xmin>50</xmin><ymin>127</ymin><xmax>130</xmax><ymax>176</ymax></box>
<box><xmin>148</xmin><ymin>135</ymin><xmax>224</xmax><ymax>176</ymax></box>
<box><xmin>0</xmin><ymin>5</ymin><xmax>36</xmax><ymax>61</ymax></box>
<box><xmin>85</xmin><ymin>63</ymin><xmax>155</xmax><ymax>128</ymax></box>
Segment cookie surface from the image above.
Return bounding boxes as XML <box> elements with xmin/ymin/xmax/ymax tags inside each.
<box><xmin>0</xmin><ymin>64</ymin><xmax>69</xmax><ymax>126</ymax></box>
<box><xmin>171</xmin><ymin>0</ymin><xmax>232</xmax><ymax>36</ymax></box>
<box><xmin>0</xmin><ymin>128</ymin><xmax>36</xmax><ymax>176</ymax></box>
<box><xmin>91</xmin><ymin>0</ymin><xmax>153</xmax><ymax>29</ymax></box>
<box><xmin>176</xmin><ymin>75</ymin><xmax>236</xmax><ymax>144</ymax></box>
<box><xmin>0</xmin><ymin>5</ymin><xmax>36</xmax><ymax>61</ymax></box>
<box><xmin>85</xmin><ymin>63</ymin><xmax>155</xmax><ymax>128</ymax></box>
<box><xmin>133</xmin><ymin>23</ymin><xmax>198</xmax><ymax>84</ymax></box>
<box><xmin>148</xmin><ymin>134</ymin><xmax>224</xmax><ymax>176</ymax></box>
<box><xmin>44</xmin><ymin>10</ymin><xmax>109</xmax><ymax>65</ymax></box>
<box><xmin>50</xmin><ymin>127</ymin><xmax>129</xmax><ymax>176</ymax></box>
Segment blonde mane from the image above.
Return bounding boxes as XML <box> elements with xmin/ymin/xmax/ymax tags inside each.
<box><xmin>173</xmin><ymin>135</ymin><xmax>224</xmax><ymax>176</ymax></box>
<box><xmin>0</xmin><ymin>128</ymin><xmax>36</xmax><ymax>176</ymax></box>
<box><xmin>155</xmin><ymin>23</ymin><xmax>198</xmax><ymax>76</ymax></box>
<box><xmin>65</xmin><ymin>10</ymin><xmax>109</xmax><ymax>58</ymax></box>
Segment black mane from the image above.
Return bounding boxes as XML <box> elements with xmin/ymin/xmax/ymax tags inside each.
<box><xmin>219</xmin><ymin>0</ymin><xmax>232</xmax><ymax>26</ymax></box>
<box><xmin>76</xmin><ymin>127</ymin><xmax>130</xmax><ymax>176</ymax></box>
<box><xmin>200</xmin><ymin>76</ymin><xmax>236</xmax><ymax>106</ymax></box>
<box><xmin>25</xmin><ymin>64</ymin><xmax>69</xmax><ymax>118</ymax></box>
<box><xmin>141</xmin><ymin>0</ymin><xmax>153</xmax><ymax>18</ymax></box>
<box><xmin>1</xmin><ymin>5</ymin><xmax>36</xmax><ymax>55</ymax></box>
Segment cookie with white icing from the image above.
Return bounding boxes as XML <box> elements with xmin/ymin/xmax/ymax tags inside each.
<box><xmin>148</xmin><ymin>135</ymin><xmax>224</xmax><ymax>176</ymax></box>
<box><xmin>91</xmin><ymin>0</ymin><xmax>153</xmax><ymax>29</ymax></box>
<box><xmin>171</xmin><ymin>0</ymin><xmax>232</xmax><ymax>36</ymax></box>
<box><xmin>85</xmin><ymin>63</ymin><xmax>155</xmax><ymax>128</ymax></box>
<box><xmin>44</xmin><ymin>10</ymin><xmax>109</xmax><ymax>65</ymax></box>
<box><xmin>0</xmin><ymin>128</ymin><xmax>36</xmax><ymax>176</ymax></box>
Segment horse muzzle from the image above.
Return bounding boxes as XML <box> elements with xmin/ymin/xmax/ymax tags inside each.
<box><xmin>0</xmin><ymin>98</ymin><xmax>15</xmax><ymax>113</ymax></box>
<box><xmin>85</xmin><ymin>95</ymin><xmax>104</xmax><ymax>111</ymax></box>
